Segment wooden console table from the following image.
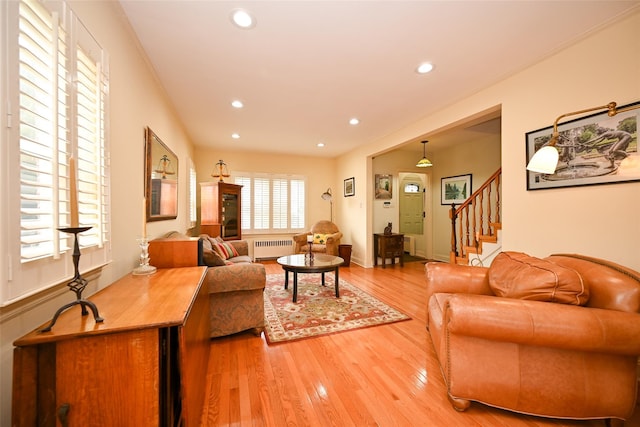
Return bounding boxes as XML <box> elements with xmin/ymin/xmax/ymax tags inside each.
<box><xmin>373</xmin><ymin>233</ymin><xmax>404</xmax><ymax>268</ymax></box>
<box><xmin>12</xmin><ymin>267</ymin><xmax>209</xmax><ymax>427</ymax></box>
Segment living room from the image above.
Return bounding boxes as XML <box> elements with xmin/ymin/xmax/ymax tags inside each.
<box><xmin>1</xmin><ymin>1</ymin><xmax>639</xmax><ymax>425</ymax></box>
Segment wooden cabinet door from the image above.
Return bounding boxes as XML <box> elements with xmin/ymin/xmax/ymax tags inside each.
<box><xmin>55</xmin><ymin>329</ymin><xmax>160</xmax><ymax>426</ymax></box>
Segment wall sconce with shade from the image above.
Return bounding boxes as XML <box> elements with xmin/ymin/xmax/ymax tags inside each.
<box><xmin>416</xmin><ymin>140</ymin><xmax>433</xmax><ymax>168</ymax></box>
<box><xmin>321</xmin><ymin>188</ymin><xmax>333</xmax><ymax>222</ymax></box>
<box><xmin>211</xmin><ymin>159</ymin><xmax>230</xmax><ymax>182</ymax></box>
<box><xmin>526</xmin><ymin>101</ymin><xmax>640</xmax><ymax>174</ymax></box>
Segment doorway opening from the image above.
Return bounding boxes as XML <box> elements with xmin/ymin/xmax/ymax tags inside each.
<box><xmin>399</xmin><ymin>172</ymin><xmax>430</xmax><ymax>259</ymax></box>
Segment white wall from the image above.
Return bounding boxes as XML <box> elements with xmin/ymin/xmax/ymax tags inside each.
<box><xmin>0</xmin><ymin>2</ymin><xmax>195</xmax><ymax>424</ymax></box>
<box><xmin>336</xmin><ymin>10</ymin><xmax>640</xmax><ymax>271</ymax></box>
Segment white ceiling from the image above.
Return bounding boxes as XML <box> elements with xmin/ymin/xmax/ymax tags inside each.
<box><xmin>118</xmin><ymin>1</ymin><xmax>640</xmax><ymax>157</ymax></box>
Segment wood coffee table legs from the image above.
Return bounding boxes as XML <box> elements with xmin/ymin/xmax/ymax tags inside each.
<box><xmin>283</xmin><ymin>268</ymin><xmax>340</xmax><ymax>303</ymax></box>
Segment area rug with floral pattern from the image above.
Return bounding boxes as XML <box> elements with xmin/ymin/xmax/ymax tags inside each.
<box><xmin>263</xmin><ymin>273</ymin><xmax>410</xmax><ymax>344</ymax></box>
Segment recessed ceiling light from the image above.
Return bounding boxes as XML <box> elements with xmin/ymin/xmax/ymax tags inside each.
<box><xmin>349</xmin><ymin>118</ymin><xmax>360</xmax><ymax>125</ymax></box>
<box><xmin>317</xmin><ymin>142</ymin><xmax>325</xmax><ymax>148</ymax></box>
<box><xmin>231</xmin><ymin>133</ymin><xmax>240</xmax><ymax>139</ymax></box>
<box><xmin>230</xmin><ymin>9</ymin><xmax>256</xmax><ymax>29</ymax></box>
<box><xmin>231</xmin><ymin>100</ymin><xmax>243</xmax><ymax>109</ymax></box>
<box><xmin>416</xmin><ymin>62</ymin><xmax>434</xmax><ymax>74</ymax></box>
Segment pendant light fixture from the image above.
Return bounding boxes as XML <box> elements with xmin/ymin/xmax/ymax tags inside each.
<box><xmin>416</xmin><ymin>140</ymin><xmax>433</xmax><ymax>168</ymax></box>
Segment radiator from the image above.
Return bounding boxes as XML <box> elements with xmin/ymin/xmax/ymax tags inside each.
<box><xmin>252</xmin><ymin>238</ymin><xmax>294</xmax><ymax>261</ymax></box>
<box><xmin>403</xmin><ymin>235</ymin><xmax>416</xmax><ymax>256</ymax></box>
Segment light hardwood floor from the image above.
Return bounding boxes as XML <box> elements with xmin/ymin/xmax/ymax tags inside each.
<box><xmin>201</xmin><ymin>260</ymin><xmax>640</xmax><ymax>426</ymax></box>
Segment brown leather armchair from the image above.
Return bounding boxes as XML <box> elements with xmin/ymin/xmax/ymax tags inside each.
<box><xmin>293</xmin><ymin>220</ymin><xmax>343</xmax><ymax>256</ymax></box>
<box><xmin>425</xmin><ymin>253</ymin><xmax>640</xmax><ymax>425</ymax></box>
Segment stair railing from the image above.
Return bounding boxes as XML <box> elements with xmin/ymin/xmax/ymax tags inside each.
<box><xmin>449</xmin><ymin>168</ymin><xmax>501</xmax><ymax>264</ymax></box>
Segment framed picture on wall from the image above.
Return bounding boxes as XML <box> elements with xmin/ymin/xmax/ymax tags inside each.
<box><xmin>526</xmin><ymin>100</ymin><xmax>640</xmax><ymax>190</ymax></box>
<box><xmin>344</xmin><ymin>177</ymin><xmax>355</xmax><ymax>197</ymax></box>
<box><xmin>374</xmin><ymin>174</ymin><xmax>392</xmax><ymax>199</ymax></box>
<box><xmin>441</xmin><ymin>174</ymin><xmax>472</xmax><ymax>205</ymax></box>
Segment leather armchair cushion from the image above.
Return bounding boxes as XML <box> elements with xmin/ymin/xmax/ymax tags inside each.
<box><xmin>488</xmin><ymin>252</ymin><xmax>589</xmax><ymax>305</ymax></box>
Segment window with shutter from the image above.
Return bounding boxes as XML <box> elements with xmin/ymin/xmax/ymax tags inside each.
<box><xmin>2</xmin><ymin>0</ymin><xmax>111</xmax><ymax>305</ymax></box>
<box><xmin>188</xmin><ymin>158</ymin><xmax>197</xmax><ymax>227</ymax></box>
<box><xmin>234</xmin><ymin>173</ymin><xmax>306</xmax><ymax>234</ymax></box>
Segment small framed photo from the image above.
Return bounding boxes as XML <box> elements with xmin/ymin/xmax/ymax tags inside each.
<box><xmin>441</xmin><ymin>174</ymin><xmax>472</xmax><ymax>205</ymax></box>
<box><xmin>374</xmin><ymin>174</ymin><xmax>392</xmax><ymax>199</ymax></box>
<box><xmin>344</xmin><ymin>177</ymin><xmax>355</xmax><ymax>197</ymax></box>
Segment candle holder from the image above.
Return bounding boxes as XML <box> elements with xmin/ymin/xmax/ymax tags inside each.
<box><xmin>40</xmin><ymin>227</ymin><xmax>104</xmax><ymax>333</ymax></box>
<box><xmin>306</xmin><ymin>240</ymin><xmax>314</xmax><ymax>263</ymax></box>
<box><xmin>133</xmin><ymin>237</ymin><xmax>157</xmax><ymax>275</ymax></box>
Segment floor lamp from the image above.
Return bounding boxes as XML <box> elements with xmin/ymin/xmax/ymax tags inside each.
<box><xmin>321</xmin><ymin>188</ymin><xmax>333</xmax><ymax>222</ymax></box>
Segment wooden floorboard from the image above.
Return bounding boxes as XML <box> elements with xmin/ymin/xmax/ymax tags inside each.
<box><xmin>201</xmin><ymin>260</ymin><xmax>640</xmax><ymax>427</ymax></box>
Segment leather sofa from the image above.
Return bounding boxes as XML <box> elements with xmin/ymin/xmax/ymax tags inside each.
<box><xmin>149</xmin><ymin>232</ymin><xmax>265</xmax><ymax>338</ymax></box>
<box><xmin>425</xmin><ymin>252</ymin><xmax>640</xmax><ymax>425</ymax></box>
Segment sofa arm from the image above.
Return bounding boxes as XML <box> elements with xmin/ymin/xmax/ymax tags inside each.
<box><xmin>444</xmin><ymin>293</ymin><xmax>640</xmax><ymax>356</ymax></box>
<box><xmin>228</xmin><ymin>240</ymin><xmax>249</xmax><ymax>256</ymax></box>
<box><xmin>205</xmin><ymin>263</ymin><xmax>266</xmax><ymax>294</ymax></box>
<box><xmin>425</xmin><ymin>262</ymin><xmax>493</xmax><ymax>303</ymax></box>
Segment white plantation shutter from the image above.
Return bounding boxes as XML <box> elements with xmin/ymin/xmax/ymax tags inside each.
<box><xmin>3</xmin><ymin>0</ymin><xmax>111</xmax><ymax>305</ymax></box>
<box><xmin>18</xmin><ymin>0</ymin><xmax>68</xmax><ymax>260</ymax></box>
<box><xmin>188</xmin><ymin>159</ymin><xmax>197</xmax><ymax>227</ymax></box>
<box><xmin>235</xmin><ymin>176</ymin><xmax>251</xmax><ymax>230</ymax></box>
<box><xmin>235</xmin><ymin>173</ymin><xmax>306</xmax><ymax>234</ymax></box>
<box><xmin>253</xmin><ymin>177</ymin><xmax>270</xmax><ymax>230</ymax></box>
<box><xmin>272</xmin><ymin>178</ymin><xmax>287</xmax><ymax>229</ymax></box>
<box><xmin>290</xmin><ymin>178</ymin><xmax>305</xmax><ymax>229</ymax></box>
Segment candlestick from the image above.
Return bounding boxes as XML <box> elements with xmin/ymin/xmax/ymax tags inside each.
<box><xmin>69</xmin><ymin>157</ymin><xmax>79</xmax><ymax>227</ymax></box>
<box><xmin>40</xmin><ymin>227</ymin><xmax>103</xmax><ymax>332</ymax></box>
<box><xmin>133</xmin><ymin>237</ymin><xmax>156</xmax><ymax>275</ymax></box>
<box><xmin>306</xmin><ymin>234</ymin><xmax>313</xmax><ymax>243</ymax></box>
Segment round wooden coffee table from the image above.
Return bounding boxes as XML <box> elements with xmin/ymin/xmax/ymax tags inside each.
<box><xmin>276</xmin><ymin>254</ymin><xmax>344</xmax><ymax>302</ymax></box>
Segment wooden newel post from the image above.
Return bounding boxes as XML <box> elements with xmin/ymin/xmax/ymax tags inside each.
<box><xmin>450</xmin><ymin>203</ymin><xmax>458</xmax><ymax>262</ymax></box>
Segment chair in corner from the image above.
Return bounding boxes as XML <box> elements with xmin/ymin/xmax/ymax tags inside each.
<box><xmin>293</xmin><ymin>220</ymin><xmax>343</xmax><ymax>256</ymax></box>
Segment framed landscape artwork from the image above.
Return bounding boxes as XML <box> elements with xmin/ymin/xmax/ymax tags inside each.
<box><xmin>526</xmin><ymin>101</ymin><xmax>640</xmax><ymax>190</ymax></box>
<box><xmin>441</xmin><ymin>174</ymin><xmax>472</xmax><ymax>205</ymax></box>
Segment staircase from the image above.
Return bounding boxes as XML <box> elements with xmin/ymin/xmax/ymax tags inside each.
<box><xmin>449</xmin><ymin>168</ymin><xmax>502</xmax><ymax>266</ymax></box>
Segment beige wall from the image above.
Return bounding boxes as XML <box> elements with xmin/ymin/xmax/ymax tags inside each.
<box><xmin>336</xmin><ymin>10</ymin><xmax>640</xmax><ymax>271</ymax></box>
<box><xmin>193</xmin><ymin>148</ymin><xmax>336</xmax><ymax>238</ymax></box>
<box><xmin>0</xmin><ymin>2</ymin><xmax>195</xmax><ymax>423</ymax></box>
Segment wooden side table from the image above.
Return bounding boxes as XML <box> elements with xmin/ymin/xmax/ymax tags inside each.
<box><xmin>12</xmin><ymin>267</ymin><xmax>209</xmax><ymax>426</ymax></box>
<box><xmin>374</xmin><ymin>233</ymin><xmax>404</xmax><ymax>268</ymax></box>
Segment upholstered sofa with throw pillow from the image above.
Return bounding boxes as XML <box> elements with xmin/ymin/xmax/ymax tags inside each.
<box><xmin>149</xmin><ymin>231</ymin><xmax>265</xmax><ymax>338</ymax></box>
<box><xmin>425</xmin><ymin>252</ymin><xmax>640</xmax><ymax>425</ymax></box>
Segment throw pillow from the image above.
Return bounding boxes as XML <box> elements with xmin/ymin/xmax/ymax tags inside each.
<box><xmin>488</xmin><ymin>251</ymin><xmax>589</xmax><ymax>305</ymax></box>
<box><xmin>213</xmin><ymin>241</ymin><xmax>239</xmax><ymax>260</ymax></box>
<box><xmin>200</xmin><ymin>237</ymin><xmax>226</xmax><ymax>267</ymax></box>
<box><xmin>313</xmin><ymin>233</ymin><xmax>329</xmax><ymax>244</ymax></box>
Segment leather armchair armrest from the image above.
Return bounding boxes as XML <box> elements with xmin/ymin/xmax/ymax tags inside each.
<box><xmin>444</xmin><ymin>293</ymin><xmax>640</xmax><ymax>356</ymax></box>
<box><xmin>425</xmin><ymin>262</ymin><xmax>493</xmax><ymax>303</ymax></box>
